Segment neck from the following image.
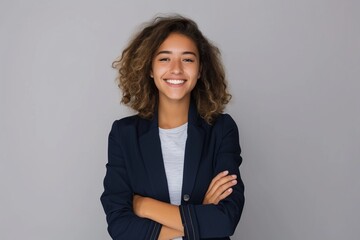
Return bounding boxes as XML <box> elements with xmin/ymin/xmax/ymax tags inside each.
<box><xmin>158</xmin><ymin>97</ymin><xmax>190</xmax><ymax>129</ymax></box>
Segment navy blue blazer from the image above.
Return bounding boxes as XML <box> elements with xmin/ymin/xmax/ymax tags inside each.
<box><xmin>100</xmin><ymin>104</ymin><xmax>245</xmax><ymax>240</ymax></box>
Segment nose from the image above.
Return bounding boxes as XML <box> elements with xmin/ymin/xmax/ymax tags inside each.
<box><xmin>170</xmin><ymin>59</ymin><xmax>183</xmax><ymax>74</ymax></box>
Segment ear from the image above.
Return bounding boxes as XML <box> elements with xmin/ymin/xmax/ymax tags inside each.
<box><xmin>150</xmin><ymin>70</ymin><xmax>153</xmax><ymax>78</ymax></box>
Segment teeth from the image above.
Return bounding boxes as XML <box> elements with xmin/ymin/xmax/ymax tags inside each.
<box><xmin>165</xmin><ymin>79</ymin><xmax>185</xmax><ymax>85</ymax></box>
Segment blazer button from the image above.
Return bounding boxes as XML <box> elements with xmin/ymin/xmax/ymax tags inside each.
<box><xmin>183</xmin><ymin>194</ymin><xmax>190</xmax><ymax>202</ymax></box>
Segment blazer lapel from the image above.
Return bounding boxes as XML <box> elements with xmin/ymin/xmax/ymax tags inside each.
<box><xmin>181</xmin><ymin>103</ymin><xmax>205</xmax><ymax>200</ymax></box>
<box><xmin>139</xmin><ymin>119</ymin><xmax>170</xmax><ymax>203</ymax></box>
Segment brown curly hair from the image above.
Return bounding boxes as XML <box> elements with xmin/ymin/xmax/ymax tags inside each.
<box><xmin>112</xmin><ymin>14</ymin><xmax>231</xmax><ymax>124</ymax></box>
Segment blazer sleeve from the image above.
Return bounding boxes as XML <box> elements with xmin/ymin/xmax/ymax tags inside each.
<box><xmin>100</xmin><ymin>120</ymin><xmax>162</xmax><ymax>240</ymax></box>
<box><xmin>179</xmin><ymin>114</ymin><xmax>245</xmax><ymax>239</ymax></box>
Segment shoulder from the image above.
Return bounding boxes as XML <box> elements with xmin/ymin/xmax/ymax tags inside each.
<box><xmin>112</xmin><ymin>114</ymin><xmax>141</xmax><ymax>128</ymax></box>
<box><xmin>211</xmin><ymin>113</ymin><xmax>239</xmax><ymax>132</ymax></box>
<box><xmin>214</xmin><ymin>113</ymin><xmax>237</xmax><ymax>125</ymax></box>
<box><xmin>196</xmin><ymin>113</ymin><xmax>239</xmax><ymax>140</ymax></box>
<box><xmin>110</xmin><ymin>114</ymin><xmax>153</xmax><ymax>136</ymax></box>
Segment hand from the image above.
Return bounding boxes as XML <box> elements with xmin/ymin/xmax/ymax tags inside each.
<box><xmin>203</xmin><ymin>170</ymin><xmax>237</xmax><ymax>205</ymax></box>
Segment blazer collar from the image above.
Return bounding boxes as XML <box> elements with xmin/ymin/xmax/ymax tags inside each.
<box><xmin>139</xmin><ymin>100</ymin><xmax>205</xmax><ymax>203</ymax></box>
<box><xmin>147</xmin><ymin>100</ymin><xmax>202</xmax><ymax>129</ymax></box>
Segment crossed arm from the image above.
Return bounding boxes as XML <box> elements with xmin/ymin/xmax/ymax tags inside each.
<box><xmin>133</xmin><ymin>170</ymin><xmax>238</xmax><ymax>239</ymax></box>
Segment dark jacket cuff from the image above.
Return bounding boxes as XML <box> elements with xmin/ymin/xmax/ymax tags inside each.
<box><xmin>150</xmin><ymin>222</ymin><xmax>162</xmax><ymax>240</ymax></box>
<box><xmin>179</xmin><ymin>205</ymin><xmax>199</xmax><ymax>240</ymax></box>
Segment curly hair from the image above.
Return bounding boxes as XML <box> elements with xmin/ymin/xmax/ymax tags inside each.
<box><xmin>112</xmin><ymin>14</ymin><xmax>231</xmax><ymax>124</ymax></box>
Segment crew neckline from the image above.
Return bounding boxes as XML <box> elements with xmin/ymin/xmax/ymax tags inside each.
<box><xmin>159</xmin><ymin>122</ymin><xmax>188</xmax><ymax>133</ymax></box>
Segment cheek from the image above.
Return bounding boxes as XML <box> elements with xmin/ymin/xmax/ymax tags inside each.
<box><xmin>153</xmin><ymin>66</ymin><xmax>167</xmax><ymax>78</ymax></box>
<box><xmin>190</xmin><ymin>79</ymin><xmax>198</xmax><ymax>90</ymax></box>
<box><xmin>153</xmin><ymin>75</ymin><xmax>162</xmax><ymax>85</ymax></box>
<box><xmin>191</xmin><ymin>64</ymin><xmax>200</xmax><ymax>77</ymax></box>
<box><xmin>192</xmin><ymin>68</ymin><xmax>201</xmax><ymax>80</ymax></box>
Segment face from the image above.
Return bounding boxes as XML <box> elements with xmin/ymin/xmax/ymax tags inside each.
<box><xmin>151</xmin><ymin>33</ymin><xmax>200</xmax><ymax>105</ymax></box>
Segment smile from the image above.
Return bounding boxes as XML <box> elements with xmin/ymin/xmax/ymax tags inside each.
<box><xmin>165</xmin><ymin>79</ymin><xmax>186</xmax><ymax>85</ymax></box>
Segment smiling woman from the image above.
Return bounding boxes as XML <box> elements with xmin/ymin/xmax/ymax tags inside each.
<box><xmin>113</xmin><ymin>15</ymin><xmax>231</xmax><ymax>124</ymax></box>
<box><xmin>101</xmin><ymin>15</ymin><xmax>245</xmax><ymax>240</ymax></box>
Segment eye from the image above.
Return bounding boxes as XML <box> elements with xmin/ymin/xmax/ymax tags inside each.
<box><xmin>159</xmin><ymin>57</ymin><xmax>170</xmax><ymax>62</ymax></box>
<box><xmin>183</xmin><ymin>58</ymin><xmax>194</xmax><ymax>63</ymax></box>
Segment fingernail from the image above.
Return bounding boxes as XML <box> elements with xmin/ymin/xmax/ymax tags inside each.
<box><xmin>232</xmin><ymin>175</ymin><xmax>237</xmax><ymax>179</ymax></box>
<box><xmin>223</xmin><ymin>170</ymin><xmax>229</xmax><ymax>175</ymax></box>
<box><xmin>232</xmin><ymin>180</ymin><xmax>237</xmax><ymax>184</ymax></box>
<box><xmin>228</xmin><ymin>188</ymin><xmax>233</xmax><ymax>192</ymax></box>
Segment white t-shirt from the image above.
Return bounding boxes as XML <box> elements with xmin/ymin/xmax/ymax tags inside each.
<box><xmin>159</xmin><ymin>123</ymin><xmax>188</xmax><ymax>205</ymax></box>
<box><xmin>159</xmin><ymin>122</ymin><xmax>187</xmax><ymax>205</ymax></box>
<box><xmin>159</xmin><ymin>122</ymin><xmax>187</xmax><ymax>240</ymax></box>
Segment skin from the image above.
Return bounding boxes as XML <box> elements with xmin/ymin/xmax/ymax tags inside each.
<box><xmin>151</xmin><ymin>32</ymin><xmax>200</xmax><ymax>129</ymax></box>
<box><xmin>133</xmin><ymin>33</ymin><xmax>238</xmax><ymax>239</ymax></box>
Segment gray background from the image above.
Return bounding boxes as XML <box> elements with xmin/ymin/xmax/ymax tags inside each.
<box><xmin>1</xmin><ymin>0</ymin><xmax>359</xmax><ymax>239</ymax></box>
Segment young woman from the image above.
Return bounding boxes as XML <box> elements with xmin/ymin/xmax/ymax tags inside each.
<box><xmin>101</xmin><ymin>15</ymin><xmax>245</xmax><ymax>240</ymax></box>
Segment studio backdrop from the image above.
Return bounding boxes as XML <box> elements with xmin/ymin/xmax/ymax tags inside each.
<box><xmin>1</xmin><ymin>0</ymin><xmax>359</xmax><ymax>239</ymax></box>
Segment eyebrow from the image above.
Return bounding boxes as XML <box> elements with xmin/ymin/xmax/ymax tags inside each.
<box><xmin>156</xmin><ymin>50</ymin><xmax>198</xmax><ymax>57</ymax></box>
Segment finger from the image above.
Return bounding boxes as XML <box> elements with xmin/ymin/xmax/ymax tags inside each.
<box><xmin>213</xmin><ymin>188</ymin><xmax>233</xmax><ymax>204</ymax></box>
<box><xmin>205</xmin><ymin>178</ymin><xmax>237</xmax><ymax>204</ymax></box>
<box><xmin>207</xmin><ymin>174</ymin><xmax>237</xmax><ymax>196</ymax></box>
<box><xmin>207</xmin><ymin>170</ymin><xmax>229</xmax><ymax>191</ymax></box>
<box><xmin>208</xmin><ymin>174</ymin><xmax>235</xmax><ymax>194</ymax></box>
<box><xmin>212</xmin><ymin>179</ymin><xmax>237</xmax><ymax>198</ymax></box>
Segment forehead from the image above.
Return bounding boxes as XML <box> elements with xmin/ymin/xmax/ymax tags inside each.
<box><xmin>156</xmin><ymin>33</ymin><xmax>199</xmax><ymax>53</ymax></box>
